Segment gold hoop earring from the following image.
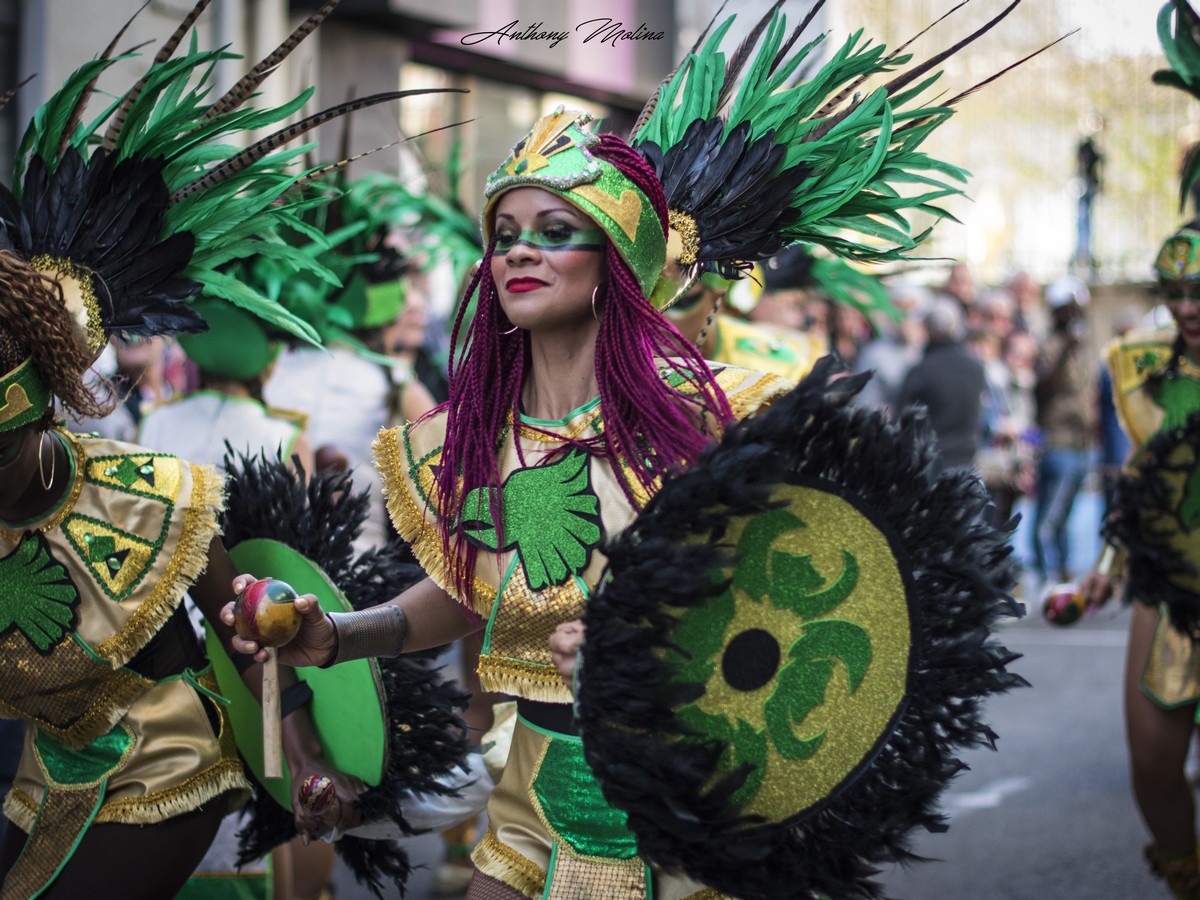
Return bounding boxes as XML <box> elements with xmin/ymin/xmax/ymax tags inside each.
<box><xmin>38</xmin><ymin>431</ymin><xmax>55</xmax><ymax>491</ymax></box>
<box><xmin>592</xmin><ymin>286</ymin><xmax>603</xmax><ymax>323</ymax></box>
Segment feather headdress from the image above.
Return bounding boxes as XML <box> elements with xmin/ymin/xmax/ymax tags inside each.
<box><xmin>0</xmin><ymin>0</ymin><xmax>460</xmax><ymax>431</ymax></box>
<box><xmin>1155</xmin><ymin>0</ymin><xmax>1200</xmax><ymax>210</ymax></box>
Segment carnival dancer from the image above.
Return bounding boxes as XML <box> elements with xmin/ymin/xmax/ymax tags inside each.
<box><xmin>0</xmin><ymin>0</ymin><xmax>459</xmax><ymax>895</ymax></box>
<box><xmin>229</xmin><ymin>2</ymin><xmax>1056</xmax><ymax>897</ymax></box>
<box><xmin>1079</xmin><ymin>5</ymin><xmax>1200</xmax><ymax>898</ymax></box>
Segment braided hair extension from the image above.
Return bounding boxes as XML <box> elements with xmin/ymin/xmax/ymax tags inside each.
<box><xmin>432</xmin><ymin>134</ymin><xmax>733</xmax><ymax>602</ymax></box>
<box><xmin>0</xmin><ymin>251</ymin><xmax>113</xmax><ymax>420</ymax></box>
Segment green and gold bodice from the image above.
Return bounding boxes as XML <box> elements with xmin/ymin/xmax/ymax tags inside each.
<box><xmin>1107</xmin><ymin>326</ymin><xmax>1200</xmax><ymax>452</ymax></box>
<box><xmin>712</xmin><ymin>317</ymin><xmax>826</xmax><ymax>384</ymax></box>
<box><xmin>375</xmin><ymin>365</ymin><xmax>791</xmax><ymax>702</ymax></box>
<box><xmin>0</xmin><ymin>432</ymin><xmax>223</xmax><ymax>747</ymax></box>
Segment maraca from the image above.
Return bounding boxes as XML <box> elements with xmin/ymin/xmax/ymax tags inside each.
<box><xmin>1041</xmin><ymin>582</ymin><xmax>1087</xmax><ymax>626</ymax></box>
<box><xmin>299</xmin><ymin>774</ymin><xmax>336</xmax><ymax>815</ymax></box>
<box><xmin>234</xmin><ymin>578</ymin><xmax>301</xmax><ymax>778</ymax></box>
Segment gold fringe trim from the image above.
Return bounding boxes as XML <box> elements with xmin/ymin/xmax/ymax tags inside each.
<box><xmin>96</xmin><ymin>463</ymin><xmax>226</xmax><ymax>667</ymax></box>
<box><xmin>4</xmin><ymin>788</ymin><xmax>38</xmax><ymax>834</ymax></box>
<box><xmin>726</xmin><ymin>372</ymin><xmax>793</xmax><ymax>422</ymax></box>
<box><xmin>680</xmin><ymin>889</ymin><xmax>731</xmax><ymax>900</ymax></box>
<box><xmin>95</xmin><ymin>758</ymin><xmax>248</xmax><ymax>825</ymax></box>
<box><xmin>373</xmin><ymin>426</ymin><xmax>495</xmax><ymax>615</ymax></box>
<box><xmin>471</xmin><ymin>828</ymin><xmax>545</xmax><ymax>899</ymax></box>
<box><xmin>478</xmin><ymin>656</ymin><xmax>573</xmax><ymax>704</ymax></box>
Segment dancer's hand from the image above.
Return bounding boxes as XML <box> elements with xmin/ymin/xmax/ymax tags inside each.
<box><xmin>550</xmin><ymin>619</ymin><xmax>585</xmax><ymax>687</ymax></box>
<box><xmin>220</xmin><ymin>573</ymin><xmax>338</xmax><ymax>667</ymax></box>
<box><xmin>291</xmin><ymin>764</ymin><xmax>366</xmax><ymax>843</ymax></box>
<box><xmin>1078</xmin><ymin>571</ymin><xmax>1116</xmax><ymax>610</ymax></box>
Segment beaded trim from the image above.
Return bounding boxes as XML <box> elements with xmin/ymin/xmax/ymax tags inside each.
<box><xmin>29</xmin><ymin>254</ymin><xmax>105</xmax><ymax>353</ymax></box>
<box><xmin>668</xmin><ymin>209</ymin><xmax>700</xmax><ymax>265</ymax></box>
<box><xmin>508</xmin><ymin>408</ymin><xmax>602</xmax><ymax>444</ymax></box>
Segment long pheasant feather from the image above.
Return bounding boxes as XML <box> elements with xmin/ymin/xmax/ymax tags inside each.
<box><xmin>57</xmin><ymin>0</ymin><xmax>151</xmax><ymax>160</ymax></box>
<box><xmin>169</xmin><ymin>89</ymin><xmax>464</xmax><ymax>204</ymax></box>
<box><xmin>101</xmin><ymin>0</ymin><xmax>213</xmax><ymax>151</ymax></box>
<box><xmin>0</xmin><ymin>74</ymin><xmax>35</xmax><ymax>116</ymax></box>
<box><xmin>203</xmin><ymin>0</ymin><xmax>341</xmax><ymax>121</ymax></box>
<box><xmin>629</xmin><ymin>0</ymin><xmax>729</xmax><ymax>140</ymax></box>
<box><xmin>813</xmin><ymin>0</ymin><xmax>971</xmax><ymax>119</ymax></box>
<box><xmin>716</xmin><ymin>0</ymin><xmax>788</xmax><ymax>112</ymax></box>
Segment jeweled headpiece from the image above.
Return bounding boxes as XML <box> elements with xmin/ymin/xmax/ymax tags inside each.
<box><xmin>483</xmin><ymin>108</ymin><xmax>667</xmax><ymax>298</ymax></box>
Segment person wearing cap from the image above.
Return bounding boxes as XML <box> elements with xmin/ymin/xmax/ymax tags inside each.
<box><xmin>1033</xmin><ymin>274</ymin><xmax>1097</xmax><ymax>586</ymax></box>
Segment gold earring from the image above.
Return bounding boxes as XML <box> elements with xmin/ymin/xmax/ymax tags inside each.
<box><xmin>38</xmin><ymin>431</ymin><xmax>55</xmax><ymax>491</ymax></box>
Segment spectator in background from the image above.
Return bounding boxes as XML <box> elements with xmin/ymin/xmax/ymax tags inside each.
<box><xmin>1033</xmin><ymin>275</ymin><xmax>1096</xmax><ymax>585</ymax></box>
<box><xmin>1009</xmin><ymin>270</ymin><xmax>1050</xmax><ymax>339</ymax></box>
<box><xmin>855</xmin><ymin>279</ymin><xmax>930</xmax><ymax>414</ymax></box>
<box><xmin>977</xmin><ymin>328</ymin><xmax>1040</xmax><ymax>526</ymax></box>
<box><xmin>899</xmin><ymin>296</ymin><xmax>986</xmax><ymax>473</ymax></box>
<box><xmin>939</xmin><ymin>262</ymin><xmax>978</xmax><ymax>310</ymax></box>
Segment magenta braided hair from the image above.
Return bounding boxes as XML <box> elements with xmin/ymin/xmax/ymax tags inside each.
<box><xmin>431</xmin><ymin>133</ymin><xmax>732</xmax><ymax>602</ymax></box>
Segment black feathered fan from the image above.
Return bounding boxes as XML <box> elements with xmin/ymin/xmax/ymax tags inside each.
<box><xmin>578</xmin><ymin>358</ymin><xmax>1026</xmax><ymax>900</ymax></box>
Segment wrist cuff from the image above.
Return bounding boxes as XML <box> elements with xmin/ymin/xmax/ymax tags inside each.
<box><xmin>325</xmin><ymin>606</ymin><xmax>407</xmax><ymax>667</ymax></box>
<box><xmin>1096</xmin><ymin>542</ymin><xmax>1126</xmax><ymax>577</ymax></box>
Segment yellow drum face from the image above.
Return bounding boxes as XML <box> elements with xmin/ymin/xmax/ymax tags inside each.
<box><xmin>666</xmin><ymin>481</ymin><xmax>912</xmax><ymax>824</ymax></box>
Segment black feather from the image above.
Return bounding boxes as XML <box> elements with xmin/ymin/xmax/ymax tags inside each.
<box><xmin>579</xmin><ymin>358</ymin><xmax>1025</xmax><ymax>900</ymax></box>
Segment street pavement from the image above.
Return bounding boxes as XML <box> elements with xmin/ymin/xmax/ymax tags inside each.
<box><xmin>334</xmin><ymin>490</ymin><xmax>1173</xmax><ymax>899</ymax></box>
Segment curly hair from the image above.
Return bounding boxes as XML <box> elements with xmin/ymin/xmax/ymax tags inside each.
<box><xmin>0</xmin><ymin>251</ymin><xmax>113</xmax><ymax>420</ymax></box>
<box><xmin>433</xmin><ymin>133</ymin><xmax>733</xmax><ymax>602</ymax></box>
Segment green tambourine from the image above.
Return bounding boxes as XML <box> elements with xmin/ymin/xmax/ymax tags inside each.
<box><xmin>578</xmin><ymin>358</ymin><xmax>1025</xmax><ymax>900</ymax></box>
<box><xmin>205</xmin><ymin>537</ymin><xmax>388</xmax><ymax>809</ymax></box>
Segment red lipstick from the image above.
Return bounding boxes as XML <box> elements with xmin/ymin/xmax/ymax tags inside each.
<box><xmin>506</xmin><ymin>277</ymin><xmax>547</xmax><ymax>292</ymax></box>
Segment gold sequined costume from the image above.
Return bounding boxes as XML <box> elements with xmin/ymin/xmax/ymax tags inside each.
<box><xmin>1107</xmin><ymin>326</ymin><xmax>1200</xmax><ymax>707</ymax></box>
<box><xmin>376</xmin><ymin>365</ymin><xmax>788</xmax><ymax>900</ymax></box>
<box><xmin>0</xmin><ymin>432</ymin><xmax>248</xmax><ymax>898</ymax></box>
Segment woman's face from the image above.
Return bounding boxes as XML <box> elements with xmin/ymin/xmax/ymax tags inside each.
<box><xmin>0</xmin><ymin>425</ymin><xmax>40</xmax><ymax>510</ymax></box>
<box><xmin>1162</xmin><ymin>281</ymin><xmax>1200</xmax><ymax>356</ymax></box>
<box><xmin>490</xmin><ymin>187</ymin><xmax>607</xmax><ymax>335</ymax></box>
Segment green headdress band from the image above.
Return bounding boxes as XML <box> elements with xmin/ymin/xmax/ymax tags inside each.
<box><xmin>177</xmin><ymin>300</ymin><xmax>277</xmax><ymax>381</ymax></box>
<box><xmin>1155</xmin><ymin>228</ymin><xmax>1200</xmax><ymax>281</ymax></box>
<box><xmin>0</xmin><ymin>358</ymin><xmax>52</xmax><ymax>433</ymax></box>
<box><xmin>483</xmin><ymin>107</ymin><xmax>667</xmax><ymax>298</ymax></box>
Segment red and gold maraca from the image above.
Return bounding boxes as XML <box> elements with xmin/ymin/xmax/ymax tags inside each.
<box><xmin>234</xmin><ymin>578</ymin><xmax>302</xmax><ymax>778</ymax></box>
<box><xmin>1041</xmin><ymin>582</ymin><xmax>1087</xmax><ymax>626</ymax></box>
<box><xmin>299</xmin><ymin>774</ymin><xmax>337</xmax><ymax>815</ymax></box>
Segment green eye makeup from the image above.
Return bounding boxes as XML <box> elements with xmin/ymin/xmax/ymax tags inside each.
<box><xmin>492</xmin><ymin>225</ymin><xmax>606</xmax><ymax>255</ymax></box>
